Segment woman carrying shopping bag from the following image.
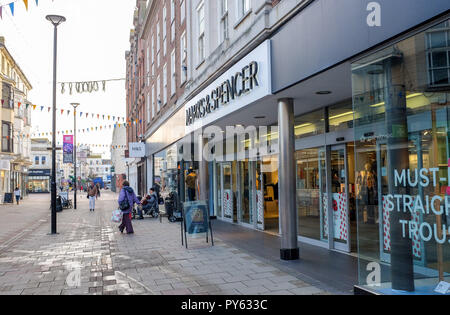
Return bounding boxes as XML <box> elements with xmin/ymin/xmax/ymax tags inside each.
<box><xmin>117</xmin><ymin>181</ymin><xmax>141</xmax><ymax>234</ymax></box>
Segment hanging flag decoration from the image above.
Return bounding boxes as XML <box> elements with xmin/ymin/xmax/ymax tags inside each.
<box><xmin>0</xmin><ymin>0</ymin><xmax>39</xmax><ymax>18</ymax></box>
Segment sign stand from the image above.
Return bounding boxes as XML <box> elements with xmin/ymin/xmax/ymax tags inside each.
<box><xmin>180</xmin><ymin>201</ymin><xmax>214</xmax><ymax>249</ymax></box>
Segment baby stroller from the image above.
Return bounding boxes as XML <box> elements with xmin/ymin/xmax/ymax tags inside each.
<box><xmin>165</xmin><ymin>190</ymin><xmax>182</xmax><ymax>222</ymax></box>
<box><xmin>59</xmin><ymin>192</ymin><xmax>73</xmax><ymax>209</ymax></box>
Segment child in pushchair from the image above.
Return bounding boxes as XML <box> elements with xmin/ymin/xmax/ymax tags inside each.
<box><xmin>135</xmin><ymin>189</ymin><xmax>159</xmax><ymax>220</ymax></box>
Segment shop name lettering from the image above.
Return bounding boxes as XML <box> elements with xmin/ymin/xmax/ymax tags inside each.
<box><xmin>186</xmin><ymin>61</ymin><xmax>259</xmax><ymax>126</ymax></box>
<box><xmin>385</xmin><ymin>168</ymin><xmax>450</xmax><ymax>244</ymax></box>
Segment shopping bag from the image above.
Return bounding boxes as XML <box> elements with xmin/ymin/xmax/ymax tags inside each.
<box><xmin>111</xmin><ymin>209</ymin><xmax>123</xmax><ymax>223</ymax></box>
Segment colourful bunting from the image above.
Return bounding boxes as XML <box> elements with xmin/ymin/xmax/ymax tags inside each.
<box><xmin>23</xmin><ymin>0</ymin><xmax>28</xmax><ymax>11</ymax></box>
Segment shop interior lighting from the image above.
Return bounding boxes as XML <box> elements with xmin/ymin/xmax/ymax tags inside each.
<box><xmin>370</xmin><ymin>93</ymin><xmax>424</xmax><ymax>108</ymax></box>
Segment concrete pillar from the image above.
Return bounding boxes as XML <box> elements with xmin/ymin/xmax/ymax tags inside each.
<box><xmin>198</xmin><ymin>133</ymin><xmax>209</xmax><ymax>202</ymax></box>
<box><xmin>278</xmin><ymin>98</ymin><xmax>299</xmax><ymax>260</ymax></box>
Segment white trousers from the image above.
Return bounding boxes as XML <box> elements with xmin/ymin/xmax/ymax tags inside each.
<box><xmin>89</xmin><ymin>196</ymin><xmax>96</xmax><ymax>209</ymax></box>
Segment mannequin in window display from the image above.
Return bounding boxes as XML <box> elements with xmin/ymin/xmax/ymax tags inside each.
<box><xmin>356</xmin><ymin>162</ymin><xmax>377</xmax><ymax>224</ymax></box>
<box><xmin>185</xmin><ymin>168</ymin><xmax>197</xmax><ymax>201</ymax></box>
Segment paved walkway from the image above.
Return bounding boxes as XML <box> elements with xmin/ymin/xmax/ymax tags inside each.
<box><xmin>0</xmin><ymin>191</ymin><xmax>331</xmax><ymax>295</ymax></box>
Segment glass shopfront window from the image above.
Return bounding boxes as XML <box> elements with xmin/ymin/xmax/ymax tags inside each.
<box><xmin>352</xmin><ymin>19</ymin><xmax>450</xmax><ymax>294</ymax></box>
<box><xmin>154</xmin><ymin>144</ymin><xmax>180</xmax><ymax>199</ymax></box>
<box><xmin>294</xmin><ymin>109</ymin><xmax>325</xmax><ymax>139</ymax></box>
<box><xmin>28</xmin><ymin>177</ymin><xmax>50</xmax><ymax>193</ymax></box>
<box><xmin>329</xmin><ymin>101</ymin><xmax>354</xmax><ymax>132</ymax></box>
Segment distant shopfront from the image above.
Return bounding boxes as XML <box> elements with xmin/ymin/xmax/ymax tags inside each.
<box><xmin>28</xmin><ymin>169</ymin><xmax>50</xmax><ymax>193</ymax></box>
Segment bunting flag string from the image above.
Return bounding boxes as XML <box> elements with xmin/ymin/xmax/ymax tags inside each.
<box><xmin>1</xmin><ymin>99</ymin><xmax>127</xmax><ymax>122</ymax></box>
<box><xmin>0</xmin><ymin>0</ymin><xmax>39</xmax><ymax>19</ymax></box>
<box><xmin>30</xmin><ymin>121</ymin><xmax>133</xmax><ymax>138</ymax></box>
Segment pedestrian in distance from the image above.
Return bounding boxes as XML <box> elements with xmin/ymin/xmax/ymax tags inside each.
<box><xmin>118</xmin><ymin>181</ymin><xmax>140</xmax><ymax>234</ymax></box>
<box><xmin>96</xmin><ymin>183</ymin><xmax>101</xmax><ymax>199</ymax></box>
<box><xmin>87</xmin><ymin>182</ymin><xmax>98</xmax><ymax>212</ymax></box>
<box><xmin>14</xmin><ymin>187</ymin><xmax>21</xmax><ymax>205</ymax></box>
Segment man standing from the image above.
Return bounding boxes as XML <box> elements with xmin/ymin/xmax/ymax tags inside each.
<box><xmin>87</xmin><ymin>182</ymin><xmax>98</xmax><ymax>212</ymax></box>
<box><xmin>14</xmin><ymin>187</ymin><xmax>21</xmax><ymax>205</ymax></box>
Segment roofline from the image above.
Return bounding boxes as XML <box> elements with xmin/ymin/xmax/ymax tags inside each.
<box><xmin>0</xmin><ymin>43</ymin><xmax>33</xmax><ymax>90</ymax></box>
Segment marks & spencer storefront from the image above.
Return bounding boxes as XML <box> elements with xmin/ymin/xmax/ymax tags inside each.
<box><xmin>146</xmin><ymin>0</ymin><xmax>450</xmax><ymax>294</ymax></box>
<box><xmin>269</xmin><ymin>0</ymin><xmax>450</xmax><ymax>294</ymax></box>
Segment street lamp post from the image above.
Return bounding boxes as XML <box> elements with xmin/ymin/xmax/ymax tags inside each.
<box><xmin>70</xmin><ymin>103</ymin><xmax>80</xmax><ymax>210</ymax></box>
<box><xmin>46</xmin><ymin>15</ymin><xmax>66</xmax><ymax>235</ymax></box>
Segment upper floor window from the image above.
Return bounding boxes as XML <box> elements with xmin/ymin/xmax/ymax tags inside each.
<box><xmin>180</xmin><ymin>0</ymin><xmax>186</xmax><ymax>24</ymax></box>
<box><xmin>2</xmin><ymin>83</ymin><xmax>12</xmax><ymax>109</ymax></box>
<box><xmin>197</xmin><ymin>2</ymin><xmax>205</xmax><ymax>63</ymax></box>
<box><xmin>35</xmin><ymin>156</ymin><xmax>39</xmax><ymax>165</ymax></box>
<box><xmin>1</xmin><ymin>121</ymin><xmax>12</xmax><ymax>153</ymax></box>
<box><xmin>239</xmin><ymin>0</ymin><xmax>251</xmax><ymax>18</ymax></box>
<box><xmin>180</xmin><ymin>31</ymin><xmax>187</xmax><ymax>84</ymax></box>
<box><xmin>220</xmin><ymin>0</ymin><xmax>229</xmax><ymax>43</ymax></box>
<box><xmin>41</xmin><ymin>156</ymin><xmax>46</xmax><ymax>165</ymax></box>
<box><xmin>426</xmin><ymin>20</ymin><xmax>450</xmax><ymax>87</ymax></box>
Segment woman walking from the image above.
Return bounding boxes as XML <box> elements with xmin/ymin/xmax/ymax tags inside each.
<box><xmin>87</xmin><ymin>182</ymin><xmax>98</xmax><ymax>212</ymax></box>
<box><xmin>118</xmin><ymin>181</ymin><xmax>140</xmax><ymax>234</ymax></box>
<box><xmin>14</xmin><ymin>187</ymin><xmax>21</xmax><ymax>205</ymax></box>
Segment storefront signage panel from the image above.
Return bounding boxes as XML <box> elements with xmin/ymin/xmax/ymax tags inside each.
<box><xmin>29</xmin><ymin>169</ymin><xmax>51</xmax><ymax>177</ymax></box>
<box><xmin>129</xmin><ymin>142</ymin><xmax>146</xmax><ymax>158</ymax></box>
<box><xmin>185</xmin><ymin>40</ymin><xmax>272</xmax><ymax>134</ymax></box>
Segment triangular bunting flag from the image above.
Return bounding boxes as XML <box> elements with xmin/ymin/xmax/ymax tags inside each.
<box><xmin>23</xmin><ymin>0</ymin><xmax>28</xmax><ymax>11</ymax></box>
<box><xmin>18</xmin><ymin>102</ymin><xmax>21</xmax><ymax>108</ymax></box>
<box><xmin>9</xmin><ymin>3</ymin><xmax>14</xmax><ymax>16</ymax></box>
<box><xmin>0</xmin><ymin>7</ymin><xmax>3</xmax><ymax>20</ymax></box>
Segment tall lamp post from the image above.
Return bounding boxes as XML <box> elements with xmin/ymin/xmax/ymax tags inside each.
<box><xmin>70</xmin><ymin>103</ymin><xmax>80</xmax><ymax>209</ymax></box>
<box><xmin>46</xmin><ymin>15</ymin><xmax>66</xmax><ymax>235</ymax></box>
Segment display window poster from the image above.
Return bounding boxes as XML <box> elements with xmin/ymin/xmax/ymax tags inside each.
<box><xmin>183</xmin><ymin>201</ymin><xmax>209</xmax><ymax>236</ymax></box>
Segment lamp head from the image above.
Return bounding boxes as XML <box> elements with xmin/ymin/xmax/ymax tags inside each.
<box><xmin>46</xmin><ymin>15</ymin><xmax>66</xmax><ymax>26</ymax></box>
<box><xmin>70</xmin><ymin>103</ymin><xmax>80</xmax><ymax>109</ymax></box>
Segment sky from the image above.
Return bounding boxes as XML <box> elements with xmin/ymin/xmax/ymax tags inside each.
<box><xmin>0</xmin><ymin>0</ymin><xmax>137</xmax><ymax>158</ymax></box>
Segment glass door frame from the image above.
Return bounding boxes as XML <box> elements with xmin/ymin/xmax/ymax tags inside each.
<box><xmin>327</xmin><ymin>144</ymin><xmax>351</xmax><ymax>253</ymax></box>
<box><xmin>237</xmin><ymin>160</ymin><xmax>256</xmax><ymax>229</ymax></box>
<box><xmin>220</xmin><ymin>162</ymin><xmax>234</xmax><ymax>223</ymax></box>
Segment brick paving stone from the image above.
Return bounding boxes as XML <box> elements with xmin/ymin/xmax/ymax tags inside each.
<box><xmin>289</xmin><ymin>286</ymin><xmax>325</xmax><ymax>295</ymax></box>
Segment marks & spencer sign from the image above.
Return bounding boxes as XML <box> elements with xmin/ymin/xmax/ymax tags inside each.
<box><xmin>185</xmin><ymin>40</ymin><xmax>272</xmax><ymax>133</ymax></box>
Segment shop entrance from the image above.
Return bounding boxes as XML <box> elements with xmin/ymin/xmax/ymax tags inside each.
<box><xmin>261</xmin><ymin>156</ymin><xmax>279</xmax><ymax>235</ymax></box>
<box><xmin>214</xmin><ymin>156</ymin><xmax>278</xmax><ymax>233</ymax></box>
<box><xmin>238</xmin><ymin>160</ymin><xmax>265</xmax><ymax>230</ymax></box>
<box><xmin>328</xmin><ymin>144</ymin><xmax>357</xmax><ymax>253</ymax></box>
<box><xmin>216</xmin><ymin>162</ymin><xmax>234</xmax><ymax>223</ymax></box>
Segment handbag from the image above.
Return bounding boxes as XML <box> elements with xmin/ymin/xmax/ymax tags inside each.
<box><xmin>158</xmin><ymin>197</ymin><xmax>164</xmax><ymax>205</ymax></box>
<box><xmin>119</xmin><ymin>190</ymin><xmax>130</xmax><ymax>211</ymax></box>
<box><xmin>111</xmin><ymin>209</ymin><xmax>123</xmax><ymax>223</ymax></box>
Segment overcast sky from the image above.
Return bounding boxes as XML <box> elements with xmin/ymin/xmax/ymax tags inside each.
<box><xmin>0</xmin><ymin>0</ymin><xmax>136</xmax><ymax>158</ymax></box>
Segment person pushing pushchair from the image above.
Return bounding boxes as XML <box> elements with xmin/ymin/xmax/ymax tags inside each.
<box><xmin>137</xmin><ymin>188</ymin><xmax>159</xmax><ymax>219</ymax></box>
